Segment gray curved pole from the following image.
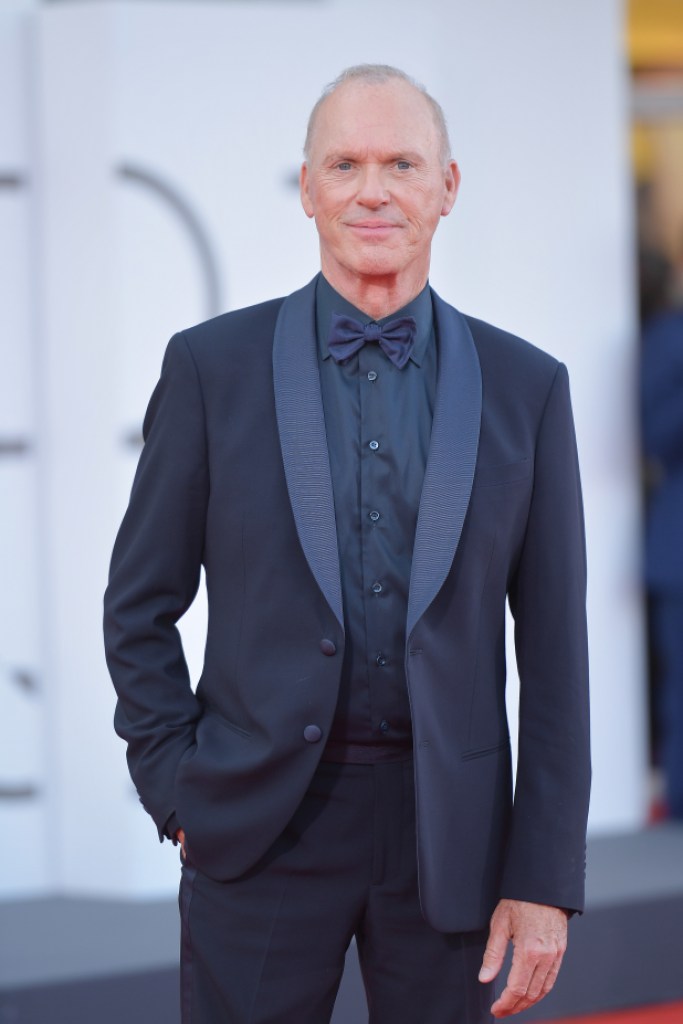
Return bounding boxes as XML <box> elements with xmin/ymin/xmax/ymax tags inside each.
<box><xmin>116</xmin><ymin>162</ymin><xmax>223</xmax><ymax>319</ymax></box>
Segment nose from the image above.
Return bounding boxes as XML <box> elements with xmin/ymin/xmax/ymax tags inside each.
<box><xmin>356</xmin><ymin>166</ymin><xmax>390</xmax><ymax>207</ymax></box>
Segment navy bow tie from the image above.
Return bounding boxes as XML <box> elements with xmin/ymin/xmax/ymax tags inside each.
<box><xmin>327</xmin><ymin>313</ymin><xmax>417</xmax><ymax>370</ymax></box>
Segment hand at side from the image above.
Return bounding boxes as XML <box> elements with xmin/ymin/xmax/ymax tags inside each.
<box><xmin>479</xmin><ymin>898</ymin><xmax>568</xmax><ymax>1017</ymax></box>
<box><xmin>175</xmin><ymin>828</ymin><xmax>187</xmax><ymax>859</ymax></box>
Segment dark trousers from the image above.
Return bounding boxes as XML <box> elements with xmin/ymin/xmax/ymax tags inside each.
<box><xmin>178</xmin><ymin>759</ymin><xmax>493</xmax><ymax>1023</ymax></box>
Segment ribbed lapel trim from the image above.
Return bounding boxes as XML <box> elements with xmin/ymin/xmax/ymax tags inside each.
<box><xmin>273</xmin><ymin>276</ymin><xmax>344</xmax><ymax>631</ymax></box>
<box><xmin>406</xmin><ymin>292</ymin><xmax>482</xmax><ymax>638</ymax></box>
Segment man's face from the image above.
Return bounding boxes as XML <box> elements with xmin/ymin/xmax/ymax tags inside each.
<box><xmin>300</xmin><ymin>78</ymin><xmax>460</xmax><ymax>291</ymax></box>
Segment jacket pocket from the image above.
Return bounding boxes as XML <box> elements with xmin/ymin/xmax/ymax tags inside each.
<box><xmin>461</xmin><ymin>738</ymin><xmax>510</xmax><ymax>761</ymax></box>
<box><xmin>203</xmin><ymin>706</ymin><xmax>252</xmax><ymax>740</ymax></box>
<box><xmin>474</xmin><ymin>458</ymin><xmax>531</xmax><ymax>489</ymax></box>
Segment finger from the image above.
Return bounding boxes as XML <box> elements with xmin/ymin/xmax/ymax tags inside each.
<box><xmin>491</xmin><ymin>953</ymin><xmax>562</xmax><ymax>1018</ymax></box>
<box><xmin>491</xmin><ymin>984</ymin><xmax>527</xmax><ymax>1017</ymax></box>
<box><xmin>540</xmin><ymin>955</ymin><xmax>563</xmax><ymax>997</ymax></box>
<box><xmin>491</xmin><ymin>968</ymin><xmax>543</xmax><ymax>1018</ymax></box>
<box><xmin>490</xmin><ymin>974</ymin><xmax>532</xmax><ymax>1018</ymax></box>
<box><xmin>479</xmin><ymin>925</ymin><xmax>510</xmax><ymax>983</ymax></box>
<box><xmin>490</xmin><ymin>939</ymin><xmax>545</xmax><ymax>1017</ymax></box>
<box><xmin>526</xmin><ymin>960</ymin><xmax>552</xmax><ymax>1003</ymax></box>
<box><xmin>176</xmin><ymin>829</ymin><xmax>187</xmax><ymax>860</ymax></box>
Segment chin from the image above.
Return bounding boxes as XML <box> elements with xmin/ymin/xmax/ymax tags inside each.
<box><xmin>346</xmin><ymin>253</ymin><xmax>406</xmax><ymax>280</ymax></box>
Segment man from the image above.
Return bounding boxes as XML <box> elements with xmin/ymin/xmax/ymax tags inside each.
<box><xmin>104</xmin><ymin>65</ymin><xmax>590</xmax><ymax>1023</ymax></box>
<box><xmin>641</xmin><ymin>302</ymin><xmax>683</xmax><ymax>821</ymax></box>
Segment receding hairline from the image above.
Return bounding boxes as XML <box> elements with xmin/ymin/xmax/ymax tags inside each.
<box><xmin>303</xmin><ymin>64</ymin><xmax>452</xmax><ymax>166</ymax></box>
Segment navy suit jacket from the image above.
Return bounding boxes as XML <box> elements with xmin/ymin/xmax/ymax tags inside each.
<box><xmin>103</xmin><ymin>276</ymin><xmax>590</xmax><ymax>932</ymax></box>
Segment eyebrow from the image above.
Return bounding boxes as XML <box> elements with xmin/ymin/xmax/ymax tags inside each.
<box><xmin>324</xmin><ymin>150</ymin><xmax>425</xmax><ymax>165</ymax></box>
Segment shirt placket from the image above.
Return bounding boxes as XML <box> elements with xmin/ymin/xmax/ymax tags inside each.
<box><xmin>358</xmin><ymin>340</ymin><xmax>392</xmax><ymax>737</ymax></box>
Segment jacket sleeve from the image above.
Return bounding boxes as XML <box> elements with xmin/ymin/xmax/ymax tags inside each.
<box><xmin>503</xmin><ymin>362</ymin><xmax>591</xmax><ymax>912</ymax></box>
<box><xmin>103</xmin><ymin>332</ymin><xmax>207</xmax><ymax>838</ymax></box>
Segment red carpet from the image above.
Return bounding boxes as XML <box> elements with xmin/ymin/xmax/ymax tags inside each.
<box><xmin>538</xmin><ymin>1002</ymin><xmax>683</xmax><ymax>1024</ymax></box>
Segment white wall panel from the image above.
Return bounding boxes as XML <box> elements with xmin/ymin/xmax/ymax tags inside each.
<box><xmin>0</xmin><ymin>196</ymin><xmax>33</xmax><ymax>434</ymax></box>
<box><xmin>36</xmin><ymin>4</ymin><xmax>145</xmax><ymax>895</ymax></box>
<box><xmin>0</xmin><ymin>9</ymin><xmax>48</xmax><ymax>896</ymax></box>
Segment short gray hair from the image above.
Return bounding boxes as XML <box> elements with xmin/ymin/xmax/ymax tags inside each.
<box><xmin>304</xmin><ymin>64</ymin><xmax>452</xmax><ymax>166</ymax></box>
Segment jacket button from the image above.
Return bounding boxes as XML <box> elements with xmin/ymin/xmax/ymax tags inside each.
<box><xmin>304</xmin><ymin>724</ymin><xmax>322</xmax><ymax>743</ymax></box>
<box><xmin>319</xmin><ymin>638</ymin><xmax>336</xmax><ymax>656</ymax></box>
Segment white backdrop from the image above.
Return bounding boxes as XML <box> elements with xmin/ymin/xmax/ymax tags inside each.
<box><xmin>1</xmin><ymin>0</ymin><xmax>644</xmax><ymax>899</ymax></box>
<box><xmin>0</xmin><ymin>7</ymin><xmax>48</xmax><ymax>894</ymax></box>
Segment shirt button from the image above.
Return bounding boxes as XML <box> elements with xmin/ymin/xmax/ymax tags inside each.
<box><xmin>376</xmin><ymin>653</ymin><xmax>387</xmax><ymax>667</ymax></box>
<box><xmin>379</xmin><ymin>719</ymin><xmax>390</xmax><ymax>733</ymax></box>
<box><xmin>372</xmin><ymin>581</ymin><xmax>383</xmax><ymax>594</ymax></box>
<box><xmin>367</xmin><ymin>370</ymin><xmax>378</xmax><ymax>381</ymax></box>
<box><xmin>368</xmin><ymin>510</ymin><xmax>380</xmax><ymax>522</ymax></box>
<box><xmin>319</xmin><ymin>638</ymin><xmax>336</xmax><ymax>656</ymax></box>
<box><xmin>369</xmin><ymin>440</ymin><xmax>379</xmax><ymax>451</ymax></box>
<box><xmin>303</xmin><ymin>724</ymin><xmax>322</xmax><ymax>743</ymax></box>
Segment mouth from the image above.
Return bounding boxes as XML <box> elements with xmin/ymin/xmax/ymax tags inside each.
<box><xmin>346</xmin><ymin>221</ymin><xmax>401</xmax><ymax>238</ymax></box>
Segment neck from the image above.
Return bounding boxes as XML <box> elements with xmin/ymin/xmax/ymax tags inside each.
<box><xmin>320</xmin><ymin>260</ymin><xmax>429</xmax><ymax>320</ymax></box>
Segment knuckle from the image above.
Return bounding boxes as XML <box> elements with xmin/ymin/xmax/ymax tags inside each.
<box><xmin>515</xmin><ymin>948</ymin><xmax>534</xmax><ymax>966</ymax></box>
<box><xmin>526</xmin><ymin>948</ymin><xmax>554</xmax><ymax>969</ymax></box>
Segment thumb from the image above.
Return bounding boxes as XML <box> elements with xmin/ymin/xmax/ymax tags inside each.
<box><xmin>479</xmin><ymin>924</ymin><xmax>509</xmax><ymax>983</ymax></box>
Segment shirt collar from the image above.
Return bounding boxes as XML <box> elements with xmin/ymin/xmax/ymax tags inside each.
<box><xmin>315</xmin><ymin>272</ymin><xmax>433</xmax><ymax>367</ymax></box>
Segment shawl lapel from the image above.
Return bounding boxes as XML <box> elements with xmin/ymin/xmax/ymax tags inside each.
<box><xmin>406</xmin><ymin>291</ymin><xmax>482</xmax><ymax>638</ymax></box>
<box><xmin>272</xmin><ymin>277</ymin><xmax>344</xmax><ymax>631</ymax></box>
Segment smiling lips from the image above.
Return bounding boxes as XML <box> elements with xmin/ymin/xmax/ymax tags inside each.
<box><xmin>346</xmin><ymin>220</ymin><xmax>402</xmax><ymax>237</ymax></box>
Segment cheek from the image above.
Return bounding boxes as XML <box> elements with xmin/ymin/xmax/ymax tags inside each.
<box><xmin>314</xmin><ymin>208</ymin><xmax>343</xmax><ymax>237</ymax></box>
<box><xmin>407</xmin><ymin>192</ymin><xmax>446</xmax><ymax>229</ymax></box>
<box><xmin>313</xmin><ymin>193</ymin><xmax>347</xmax><ymax>224</ymax></box>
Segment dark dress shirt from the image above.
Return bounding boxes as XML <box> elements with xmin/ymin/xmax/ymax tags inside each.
<box><xmin>315</xmin><ymin>273</ymin><xmax>437</xmax><ymax>761</ymax></box>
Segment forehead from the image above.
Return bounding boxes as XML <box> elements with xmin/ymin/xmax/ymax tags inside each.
<box><xmin>311</xmin><ymin>79</ymin><xmax>440</xmax><ymax>159</ymax></box>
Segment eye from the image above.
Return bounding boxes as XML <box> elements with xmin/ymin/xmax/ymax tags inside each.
<box><xmin>336</xmin><ymin>161</ymin><xmax>353</xmax><ymax>171</ymax></box>
<box><xmin>396</xmin><ymin>160</ymin><xmax>412</xmax><ymax>170</ymax></box>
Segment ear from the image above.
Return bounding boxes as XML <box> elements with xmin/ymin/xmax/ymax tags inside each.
<box><xmin>441</xmin><ymin>160</ymin><xmax>461</xmax><ymax>217</ymax></box>
<box><xmin>300</xmin><ymin>162</ymin><xmax>315</xmax><ymax>219</ymax></box>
